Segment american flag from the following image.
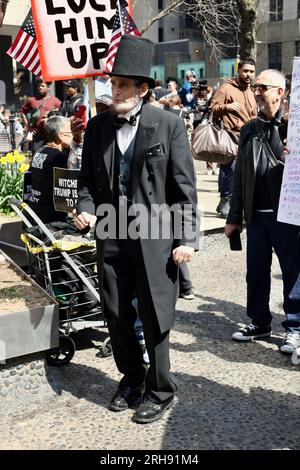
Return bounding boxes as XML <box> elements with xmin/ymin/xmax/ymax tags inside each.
<box><xmin>105</xmin><ymin>0</ymin><xmax>141</xmax><ymax>73</ymax></box>
<box><xmin>6</xmin><ymin>9</ymin><xmax>42</xmax><ymax>78</ymax></box>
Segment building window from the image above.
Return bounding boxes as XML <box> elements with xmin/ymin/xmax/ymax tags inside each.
<box><xmin>268</xmin><ymin>43</ymin><xmax>282</xmax><ymax>70</ymax></box>
<box><xmin>296</xmin><ymin>41</ymin><xmax>300</xmax><ymax>57</ymax></box>
<box><xmin>270</xmin><ymin>0</ymin><xmax>283</xmax><ymax>22</ymax></box>
<box><xmin>158</xmin><ymin>27</ymin><xmax>164</xmax><ymax>43</ymax></box>
<box><xmin>158</xmin><ymin>0</ymin><xmax>163</xmax><ymax>9</ymax></box>
<box><xmin>199</xmin><ymin>69</ymin><xmax>204</xmax><ymax>78</ymax></box>
<box><xmin>298</xmin><ymin>0</ymin><xmax>300</xmax><ymax>18</ymax></box>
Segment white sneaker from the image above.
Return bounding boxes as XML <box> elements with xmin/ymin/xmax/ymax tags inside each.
<box><xmin>280</xmin><ymin>332</ymin><xmax>300</xmax><ymax>354</ymax></box>
<box><xmin>179</xmin><ymin>288</ymin><xmax>195</xmax><ymax>300</ymax></box>
<box><xmin>207</xmin><ymin>170</ymin><xmax>213</xmax><ymax>176</ymax></box>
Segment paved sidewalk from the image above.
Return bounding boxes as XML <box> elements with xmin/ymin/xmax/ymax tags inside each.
<box><xmin>1</xmin><ymin>232</ymin><xmax>299</xmax><ymax>450</ymax></box>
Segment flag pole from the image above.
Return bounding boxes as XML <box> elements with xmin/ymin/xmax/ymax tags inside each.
<box><xmin>88</xmin><ymin>77</ymin><xmax>96</xmax><ymax>118</ymax></box>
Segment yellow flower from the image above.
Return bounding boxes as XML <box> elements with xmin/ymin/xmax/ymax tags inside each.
<box><xmin>5</xmin><ymin>152</ymin><xmax>16</xmax><ymax>164</ymax></box>
<box><xmin>0</xmin><ymin>156</ymin><xmax>8</xmax><ymax>165</ymax></box>
<box><xmin>14</xmin><ymin>150</ymin><xmax>26</xmax><ymax>163</ymax></box>
<box><xmin>19</xmin><ymin>163</ymin><xmax>30</xmax><ymax>174</ymax></box>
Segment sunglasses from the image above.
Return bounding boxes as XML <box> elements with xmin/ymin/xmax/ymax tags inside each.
<box><xmin>251</xmin><ymin>84</ymin><xmax>279</xmax><ymax>92</ymax></box>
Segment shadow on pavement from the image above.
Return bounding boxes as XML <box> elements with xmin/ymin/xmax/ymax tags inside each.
<box><xmin>172</xmin><ymin>293</ymin><xmax>295</xmax><ymax>371</ymax></box>
<box><xmin>161</xmin><ymin>372</ymin><xmax>300</xmax><ymax>450</ymax></box>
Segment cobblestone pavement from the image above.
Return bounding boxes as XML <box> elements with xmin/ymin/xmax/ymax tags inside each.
<box><xmin>0</xmin><ymin>233</ymin><xmax>299</xmax><ymax>450</ymax></box>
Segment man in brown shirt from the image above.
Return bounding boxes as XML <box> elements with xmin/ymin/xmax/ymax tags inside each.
<box><xmin>212</xmin><ymin>58</ymin><xmax>257</xmax><ymax>218</ymax></box>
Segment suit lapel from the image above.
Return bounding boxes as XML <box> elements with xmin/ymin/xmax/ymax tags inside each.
<box><xmin>100</xmin><ymin>112</ymin><xmax>115</xmax><ymax>191</ymax></box>
<box><xmin>131</xmin><ymin>103</ymin><xmax>158</xmax><ymax>198</ymax></box>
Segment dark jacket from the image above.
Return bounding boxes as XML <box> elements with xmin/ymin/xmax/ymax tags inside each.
<box><xmin>227</xmin><ymin>111</ymin><xmax>287</xmax><ymax>226</ymax></box>
<box><xmin>77</xmin><ymin>102</ymin><xmax>199</xmax><ymax>333</ymax></box>
<box><xmin>28</xmin><ymin>146</ymin><xmax>68</xmax><ymax>223</ymax></box>
<box><xmin>60</xmin><ymin>93</ymin><xmax>84</xmax><ymax>117</ymax></box>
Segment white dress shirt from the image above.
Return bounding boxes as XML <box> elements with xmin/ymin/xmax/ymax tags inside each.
<box><xmin>116</xmin><ymin>99</ymin><xmax>143</xmax><ymax>155</ymax></box>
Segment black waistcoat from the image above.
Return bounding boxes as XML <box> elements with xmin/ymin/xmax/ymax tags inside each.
<box><xmin>113</xmin><ymin>135</ymin><xmax>136</xmax><ymax>207</ymax></box>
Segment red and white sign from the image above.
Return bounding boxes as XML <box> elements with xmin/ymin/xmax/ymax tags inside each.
<box><xmin>31</xmin><ymin>0</ymin><xmax>132</xmax><ymax>81</ymax></box>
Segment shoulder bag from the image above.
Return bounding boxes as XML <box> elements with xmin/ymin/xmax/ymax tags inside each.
<box><xmin>191</xmin><ymin>111</ymin><xmax>239</xmax><ymax>164</ymax></box>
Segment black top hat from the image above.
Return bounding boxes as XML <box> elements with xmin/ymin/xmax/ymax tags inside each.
<box><xmin>106</xmin><ymin>35</ymin><xmax>156</xmax><ymax>89</ymax></box>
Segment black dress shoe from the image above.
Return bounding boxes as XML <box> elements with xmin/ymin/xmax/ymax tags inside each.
<box><xmin>132</xmin><ymin>395</ymin><xmax>174</xmax><ymax>423</ymax></box>
<box><xmin>109</xmin><ymin>385</ymin><xmax>144</xmax><ymax>412</ymax></box>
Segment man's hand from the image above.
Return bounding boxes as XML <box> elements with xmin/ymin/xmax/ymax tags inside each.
<box><xmin>25</xmin><ymin>122</ymin><xmax>33</xmax><ymax>133</ymax></box>
<box><xmin>280</xmin><ymin>146</ymin><xmax>289</xmax><ymax>162</ymax></box>
<box><xmin>225</xmin><ymin>223</ymin><xmax>242</xmax><ymax>238</ymax></box>
<box><xmin>226</xmin><ymin>102</ymin><xmax>244</xmax><ymax>113</ymax></box>
<box><xmin>283</xmin><ymin>98</ymin><xmax>289</xmax><ymax>122</ymax></box>
<box><xmin>70</xmin><ymin>116</ymin><xmax>84</xmax><ymax>144</ymax></box>
<box><xmin>72</xmin><ymin>209</ymin><xmax>96</xmax><ymax>231</ymax></box>
<box><xmin>172</xmin><ymin>246</ymin><xmax>194</xmax><ymax>264</ymax></box>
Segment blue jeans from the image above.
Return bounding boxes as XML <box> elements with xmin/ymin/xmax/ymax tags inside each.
<box><xmin>246</xmin><ymin>212</ymin><xmax>300</xmax><ymax>333</ymax></box>
<box><xmin>218</xmin><ymin>159</ymin><xmax>236</xmax><ymax>197</ymax></box>
<box><xmin>179</xmin><ymin>262</ymin><xmax>193</xmax><ymax>292</ymax></box>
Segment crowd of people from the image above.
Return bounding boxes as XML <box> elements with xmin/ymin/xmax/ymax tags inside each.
<box><xmin>1</xmin><ymin>33</ymin><xmax>299</xmax><ymax>424</ymax></box>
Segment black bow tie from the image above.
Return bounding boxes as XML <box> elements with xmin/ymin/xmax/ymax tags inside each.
<box><xmin>113</xmin><ymin>109</ymin><xmax>142</xmax><ymax>130</ymax></box>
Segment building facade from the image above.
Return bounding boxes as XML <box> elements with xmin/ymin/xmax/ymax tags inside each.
<box><xmin>257</xmin><ymin>0</ymin><xmax>300</xmax><ymax>73</ymax></box>
<box><xmin>135</xmin><ymin>0</ymin><xmax>300</xmax><ymax>84</ymax></box>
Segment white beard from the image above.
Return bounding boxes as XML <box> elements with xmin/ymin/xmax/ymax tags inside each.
<box><xmin>112</xmin><ymin>94</ymin><xmax>141</xmax><ymax>115</ymax></box>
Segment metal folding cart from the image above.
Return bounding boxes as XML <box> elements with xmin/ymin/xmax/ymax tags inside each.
<box><xmin>9</xmin><ymin>198</ymin><xmax>112</xmax><ymax>366</ymax></box>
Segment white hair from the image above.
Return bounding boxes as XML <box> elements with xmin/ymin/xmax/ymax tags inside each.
<box><xmin>44</xmin><ymin>115</ymin><xmax>69</xmax><ymax>142</ymax></box>
<box><xmin>259</xmin><ymin>69</ymin><xmax>286</xmax><ymax>91</ymax></box>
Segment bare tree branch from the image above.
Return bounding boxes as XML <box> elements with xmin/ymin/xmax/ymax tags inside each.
<box><xmin>138</xmin><ymin>0</ymin><xmax>262</xmax><ymax>60</ymax></box>
<box><xmin>140</xmin><ymin>0</ymin><xmax>185</xmax><ymax>34</ymax></box>
<box><xmin>140</xmin><ymin>0</ymin><xmax>238</xmax><ymax>58</ymax></box>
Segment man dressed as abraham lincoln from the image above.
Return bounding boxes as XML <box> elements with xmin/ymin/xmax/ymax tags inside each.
<box><xmin>74</xmin><ymin>35</ymin><xmax>199</xmax><ymax>424</ymax></box>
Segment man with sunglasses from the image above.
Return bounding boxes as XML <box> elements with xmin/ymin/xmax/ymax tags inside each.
<box><xmin>0</xmin><ymin>0</ymin><xmax>9</xmax><ymax>27</ymax></box>
<box><xmin>225</xmin><ymin>69</ymin><xmax>300</xmax><ymax>355</ymax></box>
<box><xmin>212</xmin><ymin>58</ymin><xmax>257</xmax><ymax>218</ymax></box>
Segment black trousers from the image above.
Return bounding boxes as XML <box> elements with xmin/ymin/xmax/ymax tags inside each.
<box><xmin>247</xmin><ymin>212</ymin><xmax>300</xmax><ymax>331</ymax></box>
<box><xmin>179</xmin><ymin>262</ymin><xmax>193</xmax><ymax>292</ymax></box>
<box><xmin>103</xmin><ymin>238</ymin><xmax>177</xmax><ymax>403</ymax></box>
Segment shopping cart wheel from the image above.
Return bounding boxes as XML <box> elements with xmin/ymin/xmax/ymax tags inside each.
<box><xmin>45</xmin><ymin>335</ymin><xmax>76</xmax><ymax>367</ymax></box>
<box><xmin>100</xmin><ymin>337</ymin><xmax>113</xmax><ymax>357</ymax></box>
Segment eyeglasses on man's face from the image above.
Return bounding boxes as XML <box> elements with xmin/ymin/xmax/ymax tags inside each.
<box><xmin>251</xmin><ymin>83</ymin><xmax>279</xmax><ymax>92</ymax></box>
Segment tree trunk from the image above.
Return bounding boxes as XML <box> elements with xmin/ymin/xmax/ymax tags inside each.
<box><xmin>236</xmin><ymin>0</ymin><xmax>259</xmax><ymax>60</ymax></box>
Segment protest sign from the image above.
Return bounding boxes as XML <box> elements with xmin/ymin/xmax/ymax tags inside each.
<box><xmin>277</xmin><ymin>58</ymin><xmax>300</xmax><ymax>226</ymax></box>
<box><xmin>53</xmin><ymin>167</ymin><xmax>80</xmax><ymax>213</ymax></box>
<box><xmin>31</xmin><ymin>0</ymin><xmax>132</xmax><ymax>81</ymax></box>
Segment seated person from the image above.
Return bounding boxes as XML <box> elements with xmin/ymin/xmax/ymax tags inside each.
<box><xmin>28</xmin><ymin>115</ymin><xmax>72</xmax><ymax>223</ymax></box>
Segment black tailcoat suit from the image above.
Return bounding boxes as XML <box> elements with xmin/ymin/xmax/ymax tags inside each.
<box><xmin>77</xmin><ymin>102</ymin><xmax>199</xmax><ymax>402</ymax></box>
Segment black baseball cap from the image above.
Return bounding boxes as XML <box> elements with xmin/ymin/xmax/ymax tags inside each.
<box><xmin>63</xmin><ymin>79</ymin><xmax>81</xmax><ymax>90</ymax></box>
